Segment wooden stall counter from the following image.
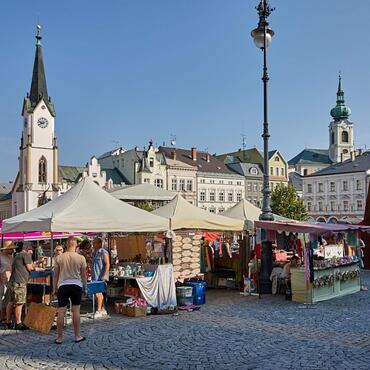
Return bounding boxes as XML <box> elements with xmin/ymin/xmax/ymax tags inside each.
<box><xmin>291</xmin><ymin>263</ymin><xmax>360</xmax><ymax>304</ymax></box>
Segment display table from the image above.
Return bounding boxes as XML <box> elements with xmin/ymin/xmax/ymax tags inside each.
<box><xmin>291</xmin><ymin>263</ymin><xmax>360</xmax><ymax>304</ymax></box>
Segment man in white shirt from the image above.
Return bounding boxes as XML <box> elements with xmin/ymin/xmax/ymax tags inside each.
<box><xmin>53</xmin><ymin>237</ymin><xmax>87</xmax><ymax>344</ymax></box>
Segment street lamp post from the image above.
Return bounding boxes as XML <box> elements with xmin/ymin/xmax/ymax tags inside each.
<box><xmin>251</xmin><ymin>0</ymin><xmax>275</xmax><ymax>293</ymax></box>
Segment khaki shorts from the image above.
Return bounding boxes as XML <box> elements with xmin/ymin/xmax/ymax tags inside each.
<box><xmin>6</xmin><ymin>282</ymin><xmax>27</xmax><ymax>305</ymax></box>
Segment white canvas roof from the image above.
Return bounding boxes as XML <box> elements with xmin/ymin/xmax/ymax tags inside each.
<box><xmin>109</xmin><ymin>183</ymin><xmax>176</xmax><ymax>201</ymax></box>
<box><xmin>222</xmin><ymin>199</ymin><xmax>261</xmax><ymax>229</ymax></box>
<box><xmin>2</xmin><ymin>177</ymin><xmax>169</xmax><ymax>233</ymax></box>
<box><xmin>152</xmin><ymin>195</ymin><xmax>243</xmax><ymax>231</ymax></box>
<box><xmin>223</xmin><ymin>199</ymin><xmax>291</xmax><ymax>229</ymax></box>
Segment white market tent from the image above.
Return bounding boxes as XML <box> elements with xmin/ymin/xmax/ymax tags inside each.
<box><xmin>2</xmin><ymin>177</ymin><xmax>169</xmax><ymax>233</ymax></box>
<box><xmin>109</xmin><ymin>183</ymin><xmax>176</xmax><ymax>202</ymax></box>
<box><xmin>152</xmin><ymin>194</ymin><xmax>243</xmax><ymax>231</ymax></box>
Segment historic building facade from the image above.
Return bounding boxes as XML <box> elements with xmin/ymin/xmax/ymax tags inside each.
<box><xmin>303</xmin><ymin>151</ymin><xmax>370</xmax><ymax>223</ymax></box>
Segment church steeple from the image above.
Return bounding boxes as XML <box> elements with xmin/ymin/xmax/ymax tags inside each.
<box><xmin>29</xmin><ymin>25</ymin><xmax>49</xmax><ymax>107</ymax></box>
<box><xmin>22</xmin><ymin>25</ymin><xmax>55</xmax><ymax>117</ymax></box>
<box><xmin>330</xmin><ymin>73</ymin><xmax>351</xmax><ymax>122</ymax></box>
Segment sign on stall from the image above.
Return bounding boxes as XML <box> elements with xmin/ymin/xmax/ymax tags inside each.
<box><xmin>324</xmin><ymin>244</ymin><xmax>344</xmax><ymax>259</ymax></box>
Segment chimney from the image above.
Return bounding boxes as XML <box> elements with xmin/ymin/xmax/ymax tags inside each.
<box><xmin>350</xmin><ymin>151</ymin><xmax>355</xmax><ymax>161</ymax></box>
<box><xmin>191</xmin><ymin>147</ymin><xmax>197</xmax><ymax>161</ymax></box>
<box><xmin>172</xmin><ymin>150</ymin><xmax>176</xmax><ymax>160</ymax></box>
<box><xmin>206</xmin><ymin>153</ymin><xmax>211</xmax><ymax>163</ymax></box>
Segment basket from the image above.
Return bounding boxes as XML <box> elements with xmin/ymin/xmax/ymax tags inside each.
<box><xmin>123</xmin><ymin>305</ymin><xmax>147</xmax><ymax>317</ymax></box>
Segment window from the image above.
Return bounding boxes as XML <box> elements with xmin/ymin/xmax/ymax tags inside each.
<box><xmin>218</xmin><ymin>208</ymin><xmax>224</xmax><ymax>214</ymax></box>
<box><xmin>343</xmin><ymin>181</ymin><xmax>348</xmax><ymax>191</ymax></box>
<box><xmin>154</xmin><ymin>179</ymin><xmax>163</xmax><ymax>188</ymax></box>
<box><xmin>228</xmin><ymin>192</ymin><xmax>233</xmax><ymax>202</ymax></box>
<box><xmin>209</xmin><ymin>191</ymin><xmax>215</xmax><ymax>202</ymax></box>
<box><xmin>186</xmin><ymin>180</ymin><xmax>193</xmax><ymax>191</ymax></box>
<box><xmin>330</xmin><ymin>201</ymin><xmax>335</xmax><ymax>211</ymax></box>
<box><xmin>275</xmin><ymin>168</ymin><xmax>279</xmax><ymax>176</ymax></box>
<box><xmin>209</xmin><ymin>208</ymin><xmax>216</xmax><ymax>214</ymax></box>
<box><xmin>237</xmin><ymin>181</ymin><xmax>242</xmax><ymax>186</ymax></box>
<box><xmin>253</xmin><ymin>184</ymin><xmax>257</xmax><ymax>192</ymax></box>
<box><xmin>357</xmin><ymin>200</ymin><xmax>363</xmax><ymax>210</ymax></box>
<box><xmin>275</xmin><ymin>156</ymin><xmax>280</xmax><ymax>162</ymax></box>
<box><xmin>303</xmin><ymin>169</ymin><xmax>308</xmax><ymax>176</ymax></box>
<box><xmin>330</xmin><ymin>182</ymin><xmax>335</xmax><ymax>192</ymax></box>
<box><xmin>318</xmin><ymin>202</ymin><xmax>323</xmax><ymax>212</ymax></box>
<box><xmin>307</xmin><ymin>202</ymin><xmax>312</xmax><ymax>212</ymax></box>
<box><xmin>228</xmin><ymin>181</ymin><xmax>233</xmax><ymax>185</ymax></box>
<box><xmin>200</xmin><ymin>179</ymin><xmax>205</xmax><ymax>184</ymax></box>
<box><xmin>331</xmin><ymin>132</ymin><xmax>335</xmax><ymax>145</ymax></box>
<box><xmin>38</xmin><ymin>156</ymin><xmax>47</xmax><ymax>183</ymax></box>
<box><xmin>356</xmin><ymin>180</ymin><xmax>362</xmax><ymax>191</ymax></box>
<box><xmin>171</xmin><ymin>178</ymin><xmax>177</xmax><ymax>191</ymax></box>
<box><xmin>342</xmin><ymin>131</ymin><xmax>349</xmax><ymax>143</ymax></box>
<box><xmin>259</xmin><ymin>184</ymin><xmax>263</xmax><ymax>191</ymax></box>
<box><xmin>236</xmin><ymin>191</ymin><xmax>242</xmax><ymax>201</ymax></box>
<box><xmin>92</xmin><ymin>172</ymin><xmax>97</xmax><ymax>178</ymax></box>
<box><xmin>179</xmin><ymin>179</ymin><xmax>185</xmax><ymax>191</ymax></box>
<box><xmin>144</xmin><ymin>178</ymin><xmax>150</xmax><ymax>183</ymax></box>
<box><xmin>281</xmin><ymin>168</ymin><xmax>285</xmax><ymax>177</ymax></box>
<box><xmin>218</xmin><ymin>191</ymin><xmax>224</xmax><ymax>202</ymax></box>
<box><xmin>149</xmin><ymin>157</ymin><xmax>154</xmax><ymax>167</ymax></box>
<box><xmin>247</xmin><ymin>183</ymin><xmax>252</xmax><ymax>192</ymax></box>
<box><xmin>343</xmin><ymin>200</ymin><xmax>349</xmax><ymax>211</ymax></box>
<box><xmin>200</xmin><ymin>190</ymin><xmax>206</xmax><ymax>201</ymax></box>
<box><xmin>219</xmin><ymin>180</ymin><xmax>224</xmax><ymax>184</ymax></box>
<box><xmin>307</xmin><ymin>184</ymin><xmax>312</xmax><ymax>193</ymax></box>
<box><xmin>318</xmin><ymin>183</ymin><xmax>323</xmax><ymax>192</ymax></box>
<box><xmin>210</xmin><ymin>180</ymin><xmax>215</xmax><ymax>184</ymax></box>
<box><xmin>270</xmin><ymin>167</ymin><xmax>273</xmax><ymax>176</ymax></box>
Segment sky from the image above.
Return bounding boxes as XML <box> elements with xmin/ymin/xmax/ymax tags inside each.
<box><xmin>1</xmin><ymin>0</ymin><xmax>370</xmax><ymax>181</ymax></box>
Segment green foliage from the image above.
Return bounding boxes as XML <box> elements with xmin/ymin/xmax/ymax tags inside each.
<box><xmin>271</xmin><ymin>183</ymin><xmax>308</xmax><ymax>221</ymax></box>
<box><xmin>135</xmin><ymin>201</ymin><xmax>154</xmax><ymax>212</ymax></box>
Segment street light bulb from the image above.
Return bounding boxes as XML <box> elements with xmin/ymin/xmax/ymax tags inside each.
<box><xmin>251</xmin><ymin>27</ymin><xmax>274</xmax><ymax>49</ymax></box>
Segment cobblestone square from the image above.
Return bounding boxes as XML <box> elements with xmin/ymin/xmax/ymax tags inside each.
<box><xmin>1</xmin><ymin>273</ymin><xmax>370</xmax><ymax>370</ymax></box>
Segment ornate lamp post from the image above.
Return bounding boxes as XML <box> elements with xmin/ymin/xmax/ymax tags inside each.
<box><xmin>251</xmin><ymin>0</ymin><xmax>275</xmax><ymax>293</ymax></box>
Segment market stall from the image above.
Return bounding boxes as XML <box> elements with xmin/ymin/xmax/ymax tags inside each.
<box><xmin>255</xmin><ymin>220</ymin><xmax>370</xmax><ymax>303</ymax></box>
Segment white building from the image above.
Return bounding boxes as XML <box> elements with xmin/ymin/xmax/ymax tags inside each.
<box><xmin>159</xmin><ymin>147</ymin><xmax>245</xmax><ymax>213</ymax></box>
<box><xmin>303</xmin><ymin>151</ymin><xmax>370</xmax><ymax>223</ymax></box>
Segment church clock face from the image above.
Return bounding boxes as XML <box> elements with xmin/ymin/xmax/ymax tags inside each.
<box><xmin>37</xmin><ymin>117</ymin><xmax>49</xmax><ymax>128</ymax></box>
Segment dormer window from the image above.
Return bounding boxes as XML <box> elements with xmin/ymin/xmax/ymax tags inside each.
<box><xmin>149</xmin><ymin>157</ymin><xmax>154</xmax><ymax>167</ymax></box>
<box><xmin>275</xmin><ymin>156</ymin><xmax>280</xmax><ymax>161</ymax></box>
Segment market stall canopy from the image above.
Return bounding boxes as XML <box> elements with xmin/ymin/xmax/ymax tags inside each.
<box><xmin>255</xmin><ymin>220</ymin><xmax>370</xmax><ymax>234</ymax></box>
<box><xmin>152</xmin><ymin>195</ymin><xmax>243</xmax><ymax>231</ymax></box>
<box><xmin>108</xmin><ymin>183</ymin><xmax>176</xmax><ymax>201</ymax></box>
<box><xmin>2</xmin><ymin>177</ymin><xmax>169</xmax><ymax>233</ymax></box>
<box><xmin>222</xmin><ymin>199</ymin><xmax>290</xmax><ymax>229</ymax></box>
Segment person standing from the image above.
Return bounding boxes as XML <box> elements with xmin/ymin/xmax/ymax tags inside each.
<box><xmin>53</xmin><ymin>237</ymin><xmax>87</xmax><ymax>344</ymax></box>
<box><xmin>91</xmin><ymin>238</ymin><xmax>110</xmax><ymax>318</ymax></box>
<box><xmin>0</xmin><ymin>241</ymin><xmax>14</xmax><ymax>322</ymax></box>
<box><xmin>5</xmin><ymin>243</ymin><xmax>43</xmax><ymax>330</ymax></box>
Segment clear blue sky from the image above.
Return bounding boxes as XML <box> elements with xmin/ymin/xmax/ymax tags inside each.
<box><xmin>1</xmin><ymin>0</ymin><xmax>370</xmax><ymax>181</ymax></box>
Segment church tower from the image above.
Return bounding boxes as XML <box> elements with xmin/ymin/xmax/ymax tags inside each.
<box><xmin>328</xmin><ymin>74</ymin><xmax>354</xmax><ymax>163</ymax></box>
<box><xmin>12</xmin><ymin>25</ymin><xmax>59</xmax><ymax>215</ymax></box>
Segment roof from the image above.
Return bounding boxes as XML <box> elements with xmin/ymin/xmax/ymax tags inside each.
<box><xmin>0</xmin><ymin>183</ymin><xmax>13</xmax><ymax>195</ymax></box>
<box><xmin>289</xmin><ymin>171</ymin><xmax>303</xmax><ymax>192</ymax></box>
<box><xmin>159</xmin><ymin>147</ymin><xmax>241</xmax><ymax>176</ymax></box>
<box><xmin>0</xmin><ymin>193</ymin><xmax>11</xmax><ymax>201</ymax></box>
<box><xmin>226</xmin><ymin>162</ymin><xmax>263</xmax><ymax>178</ymax></box>
<box><xmin>109</xmin><ymin>183</ymin><xmax>176</xmax><ymax>201</ymax></box>
<box><xmin>58</xmin><ymin>165</ymin><xmax>128</xmax><ymax>185</ymax></box>
<box><xmin>165</xmin><ymin>158</ymin><xmax>197</xmax><ymax>169</ymax></box>
<box><xmin>288</xmin><ymin>149</ymin><xmax>332</xmax><ymax>166</ymax></box>
<box><xmin>23</xmin><ymin>29</ymin><xmax>55</xmax><ymax>117</ymax></box>
<box><xmin>217</xmin><ymin>148</ymin><xmax>263</xmax><ymax>165</ymax></box>
<box><xmin>307</xmin><ymin>151</ymin><xmax>370</xmax><ymax>177</ymax></box>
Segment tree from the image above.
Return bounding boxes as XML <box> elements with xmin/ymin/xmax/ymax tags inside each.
<box><xmin>271</xmin><ymin>183</ymin><xmax>308</xmax><ymax>221</ymax></box>
<box><xmin>135</xmin><ymin>201</ymin><xmax>154</xmax><ymax>212</ymax></box>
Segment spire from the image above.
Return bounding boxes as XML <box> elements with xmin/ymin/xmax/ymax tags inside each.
<box><xmin>29</xmin><ymin>25</ymin><xmax>49</xmax><ymax>107</ymax></box>
<box><xmin>330</xmin><ymin>73</ymin><xmax>351</xmax><ymax>121</ymax></box>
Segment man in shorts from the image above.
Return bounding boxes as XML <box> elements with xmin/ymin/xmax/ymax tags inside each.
<box><xmin>5</xmin><ymin>243</ymin><xmax>44</xmax><ymax>330</ymax></box>
<box><xmin>53</xmin><ymin>237</ymin><xmax>87</xmax><ymax>344</ymax></box>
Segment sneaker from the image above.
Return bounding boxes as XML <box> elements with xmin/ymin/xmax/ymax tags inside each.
<box><xmin>101</xmin><ymin>309</ymin><xmax>109</xmax><ymax>316</ymax></box>
<box><xmin>93</xmin><ymin>311</ymin><xmax>104</xmax><ymax>319</ymax></box>
<box><xmin>14</xmin><ymin>323</ymin><xmax>29</xmax><ymax>331</ymax></box>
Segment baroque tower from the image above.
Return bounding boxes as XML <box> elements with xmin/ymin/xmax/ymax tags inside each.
<box><xmin>328</xmin><ymin>74</ymin><xmax>354</xmax><ymax>163</ymax></box>
<box><xmin>12</xmin><ymin>25</ymin><xmax>59</xmax><ymax>215</ymax></box>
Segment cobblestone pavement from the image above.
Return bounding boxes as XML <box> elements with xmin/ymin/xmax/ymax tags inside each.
<box><xmin>1</xmin><ymin>273</ymin><xmax>370</xmax><ymax>370</ymax></box>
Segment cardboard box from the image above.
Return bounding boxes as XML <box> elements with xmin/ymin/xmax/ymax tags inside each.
<box><xmin>123</xmin><ymin>305</ymin><xmax>147</xmax><ymax>317</ymax></box>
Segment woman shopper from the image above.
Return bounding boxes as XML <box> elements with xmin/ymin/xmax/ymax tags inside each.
<box><xmin>0</xmin><ymin>241</ymin><xmax>15</xmax><ymax>322</ymax></box>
